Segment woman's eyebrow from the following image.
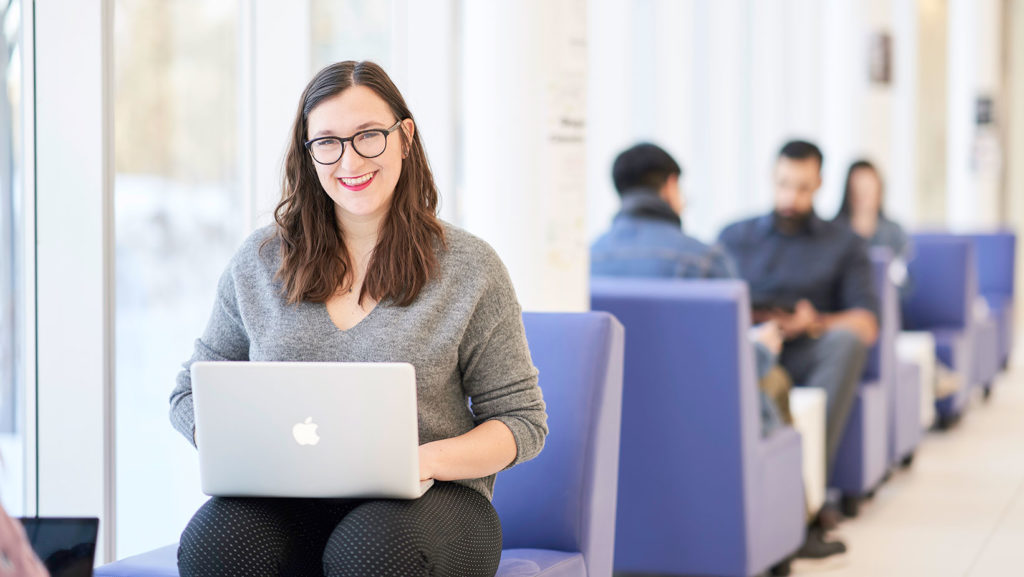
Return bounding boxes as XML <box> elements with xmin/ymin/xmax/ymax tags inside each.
<box><xmin>311</xmin><ymin>120</ymin><xmax>389</xmax><ymax>138</ymax></box>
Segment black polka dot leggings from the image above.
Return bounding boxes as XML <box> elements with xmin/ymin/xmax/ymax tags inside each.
<box><xmin>177</xmin><ymin>482</ymin><xmax>502</xmax><ymax>577</ymax></box>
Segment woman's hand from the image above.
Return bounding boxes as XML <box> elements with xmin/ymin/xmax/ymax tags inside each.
<box><xmin>416</xmin><ymin>421</ymin><xmax>517</xmax><ymax>482</ymax></box>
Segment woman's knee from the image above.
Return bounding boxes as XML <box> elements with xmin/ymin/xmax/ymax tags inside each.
<box><xmin>178</xmin><ymin>498</ymin><xmax>291</xmax><ymax>577</ymax></box>
<box><xmin>322</xmin><ymin>500</ymin><xmax>433</xmax><ymax>577</ymax></box>
<box><xmin>322</xmin><ymin>485</ymin><xmax>502</xmax><ymax>577</ymax></box>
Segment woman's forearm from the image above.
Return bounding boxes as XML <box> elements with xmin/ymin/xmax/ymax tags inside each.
<box><xmin>418</xmin><ymin>420</ymin><xmax>517</xmax><ymax>481</ymax></box>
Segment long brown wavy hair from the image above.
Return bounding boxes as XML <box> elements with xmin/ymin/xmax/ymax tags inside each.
<box><xmin>835</xmin><ymin>159</ymin><xmax>886</xmax><ymax>220</ymax></box>
<box><xmin>272</xmin><ymin>61</ymin><xmax>445</xmax><ymax>307</ymax></box>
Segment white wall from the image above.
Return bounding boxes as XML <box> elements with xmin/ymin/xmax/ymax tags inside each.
<box><xmin>1008</xmin><ymin>0</ymin><xmax>1024</xmax><ymax>331</ymax></box>
<box><xmin>460</xmin><ymin>0</ymin><xmax>589</xmax><ymax>312</ymax></box>
<box><xmin>245</xmin><ymin>1</ymin><xmax>312</xmax><ymax>228</ymax></box>
<box><xmin>35</xmin><ymin>0</ymin><xmax>114</xmax><ymax>562</ymax></box>
<box><xmin>890</xmin><ymin>0</ymin><xmax>919</xmax><ymax>225</ymax></box>
<box><xmin>392</xmin><ymin>0</ymin><xmax>460</xmax><ymax>223</ymax></box>
<box><xmin>585</xmin><ymin>0</ymin><xmax>634</xmax><ymax>242</ymax></box>
<box><xmin>587</xmin><ymin>0</ymin><xmax>906</xmax><ymax>246</ymax></box>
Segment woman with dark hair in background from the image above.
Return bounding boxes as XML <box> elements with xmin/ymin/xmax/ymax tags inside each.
<box><xmin>835</xmin><ymin>160</ymin><xmax>951</xmax><ymax>430</ymax></box>
<box><xmin>834</xmin><ymin>159</ymin><xmax>910</xmax><ymax>267</ymax></box>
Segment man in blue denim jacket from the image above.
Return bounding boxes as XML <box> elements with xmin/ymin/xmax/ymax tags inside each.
<box><xmin>592</xmin><ymin>143</ymin><xmax>846</xmax><ymax>566</ymax></box>
<box><xmin>591</xmin><ymin>143</ymin><xmax>785</xmax><ymax>433</ymax></box>
<box><xmin>591</xmin><ymin>143</ymin><xmax>735</xmax><ymax>279</ymax></box>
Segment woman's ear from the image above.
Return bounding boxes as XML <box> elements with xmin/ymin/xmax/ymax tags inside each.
<box><xmin>401</xmin><ymin>118</ymin><xmax>416</xmax><ymax>157</ymax></box>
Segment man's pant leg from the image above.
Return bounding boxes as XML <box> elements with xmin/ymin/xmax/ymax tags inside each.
<box><xmin>779</xmin><ymin>329</ymin><xmax>869</xmax><ymax>477</ymax></box>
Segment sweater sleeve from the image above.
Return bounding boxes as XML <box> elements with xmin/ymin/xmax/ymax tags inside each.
<box><xmin>169</xmin><ymin>263</ymin><xmax>251</xmax><ymax>446</ymax></box>
<box><xmin>458</xmin><ymin>252</ymin><xmax>548</xmax><ymax>469</ymax></box>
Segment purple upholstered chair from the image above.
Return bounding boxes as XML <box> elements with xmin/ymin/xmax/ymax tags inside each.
<box><xmin>827</xmin><ymin>248</ymin><xmax>893</xmax><ymax>516</ymax></box>
<box><xmin>968</xmin><ymin>232</ymin><xmax>1016</xmax><ymax>370</ymax></box>
<box><xmin>492</xmin><ymin>312</ymin><xmax>625</xmax><ymax>577</ymax></box>
<box><xmin>95</xmin><ymin>312</ymin><xmax>626</xmax><ymax>577</ymax></box>
<box><xmin>902</xmin><ymin>234</ymin><xmax>979</xmax><ymax>426</ymax></box>
<box><xmin>592</xmin><ymin>278</ymin><xmax>804</xmax><ymax>577</ymax></box>
<box><xmin>866</xmin><ymin>248</ymin><xmax>921</xmax><ymax>470</ymax></box>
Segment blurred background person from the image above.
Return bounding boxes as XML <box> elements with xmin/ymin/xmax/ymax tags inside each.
<box><xmin>719</xmin><ymin>140</ymin><xmax>881</xmax><ymax>559</ymax></box>
<box><xmin>591</xmin><ymin>142</ymin><xmax>787</xmax><ymax>436</ymax></box>
<box><xmin>835</xmin><ymin>159</ymin><xmax>949</xmax><ymax>429</ymax></box>
<box><xmin>835</xmin><ymin>160</ymin><xmax>910</xmax><ymax>262</ymax></box>
<box><xmin>0</xmin><ymin>505</ymin><xmax>48</xmax><ymax>577</ymax></box>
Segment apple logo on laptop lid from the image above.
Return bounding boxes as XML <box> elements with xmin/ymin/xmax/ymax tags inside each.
<box><xmin>292</xmin><ymin>417</ymin><xmax>321</xmax><ymax>446</ymax></box>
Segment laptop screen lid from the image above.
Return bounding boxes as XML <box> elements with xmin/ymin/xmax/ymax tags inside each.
<box><xmin>192</xmin><ymin>361</ymin><xmax>424</xmax><ymax>499</ymax></box>
<box><xmin>18</xmin><ymin>517</ymin><xmax>99</xmax><ymax>577</ymax></box>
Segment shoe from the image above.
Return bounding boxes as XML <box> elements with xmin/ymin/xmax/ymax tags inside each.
<box><xmin>795</xmin><ymin>526</ymin><xmax>847</xmax><ymax>560</ymax></box>
<box><xmin>814</xmin><ymin>503</ymin><xmax>844</xmax><ymax>531</ymax></box>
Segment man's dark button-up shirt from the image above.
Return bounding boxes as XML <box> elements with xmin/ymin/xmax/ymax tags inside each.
<box><xmin>718</xmin><ymin>212</ymin><xmax>879</xmax><ymax>318</ymax></box>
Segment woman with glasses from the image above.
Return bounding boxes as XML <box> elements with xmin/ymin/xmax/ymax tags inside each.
<box><xmin>170</xmin><ymin>61</ymin><xmax>548</xmax><ymax>577</ymax></box>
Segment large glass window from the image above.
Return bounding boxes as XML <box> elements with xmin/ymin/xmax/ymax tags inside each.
<box><xmin>0</xmin><ymin>0</ymin><xmax>28</xmax><ymax>516</ymax></box>
<box><xmin>310</xmin><ymin>0</ymin><xmax>393</xmax><ymax>72</ymax></box>
<box><xmin>113</xmin><ymin>0</ymin><xmax>243</xmax><ymax>558</ymax></box>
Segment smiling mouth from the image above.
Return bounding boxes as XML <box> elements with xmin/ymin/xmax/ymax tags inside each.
<box><xmin>339</xmin><ymin>171</ymin><xmax>377</xmax><ymax>190</ymax></box>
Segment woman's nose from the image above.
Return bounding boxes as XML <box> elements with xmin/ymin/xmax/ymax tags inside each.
<box><xmin>337</xmin><ymin>144</ymin><xmax>364</xmax><ymax>173</ymax></box>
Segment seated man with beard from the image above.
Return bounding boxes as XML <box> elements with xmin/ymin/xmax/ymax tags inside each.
<box><xmin>719</xmin><ymin>140</ymin><xmax>879</xmax><ymax>562</ymax></box>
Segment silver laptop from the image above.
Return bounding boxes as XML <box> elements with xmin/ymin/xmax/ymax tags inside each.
<box><xmin>191</xmin><ymin>361</ymin><xmax>433</xmax><ymax>499</ymax></box>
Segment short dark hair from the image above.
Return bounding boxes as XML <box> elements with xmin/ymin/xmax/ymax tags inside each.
<box><xmin>612</xmin><ymin>143</ymin><xmax>682</xmax><ymax>194</ymax></box>
<box><xmin>778</xmin><ymin>140</ymin><xmax>824</xmax><ymax>172</ymax></box>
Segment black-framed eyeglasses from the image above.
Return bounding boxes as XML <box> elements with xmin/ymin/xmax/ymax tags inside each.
<box><xmin>304</xmin><ymin>119</ymin><xmax>404</xmax><ymax>165</ymax></box>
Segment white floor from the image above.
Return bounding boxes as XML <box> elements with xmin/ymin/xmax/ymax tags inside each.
<box><xmin>795</xmin><ymin>349</ymin><xmax>1024</xmax><ymax>576</ymax></box>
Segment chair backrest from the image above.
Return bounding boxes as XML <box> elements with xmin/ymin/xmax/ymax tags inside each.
<box><xmin>491</xmin><ymin>312</ymin><xmax>624</xmax><ymax>577</ymax></box>
<box><xmin>903</xmin><ymin>234</ymin><xmax>977</xmax><ymax>331</ymax></box>
<box><xmin>590</xmin><ymin>278</ymin><xmax>760</xmax><ymax>572</ymax></box>
<box><xmin>864</xmin><ymin>247</ymin><xmax>898</xmax><ymax>384</ymax></box>
<box><xmin>967</xmin><ymin>231</ymin><xmax>1016</xmax><ymax>300</ymax></box>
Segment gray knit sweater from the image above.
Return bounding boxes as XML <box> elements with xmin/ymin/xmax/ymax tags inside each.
<box><xmin>169</xmin><ymin>223</ymin><xmax>548</xmax><ymax>501</ymax></box>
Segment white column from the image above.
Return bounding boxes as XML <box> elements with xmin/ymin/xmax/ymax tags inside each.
<box><xmin>35</xmin><ymin>0</ymin><xmax>115</xmax><ymax>562</ymax></box>
<box><xmin>946</xmin><ymin>0</ymin><xmax>978</xmax><ymax>230</ymax></box>
<box><xmin>890</xmin><ymin>0</ymin><xmax>919</xmax><ymax>225</ymax></box>
<box><xmin>649</xmin><ymin>1</ymin><xmax>701</xmax><ymax>236</ymax></box>
<box><xmin>916</xmin><ymin>0</ymin><xmax>948</xmax><ymax>226</ymax></box>
<box><xmin>819</xmin><ymin>0</ymin><xmax>864</xmax><ymax>216</ymax></box>
<box><xmin>973</xmin><ymin>0</ymin><xmax>1003</xmax><ymax>227</ymax></box>
<box><xmin>393</xmin><ymin>0</ymin><xmax>460</xmax><ymax>223</ymax></box>
<box><xmin>687</xmin><ymin>0</ymin><xmax>749</xmax><ymax>242</ymax></box>
<box><xmin>749</xmin><ymin>0</ymin><xmax>789</xmax><ymax>214</ymax></box>
<box><xmin>946</xmin><ymin>0</ymin><xmax>1003</xmax><ymax>231</ymax></box>
<box><xmin>245</xmin><ymin>0</ymin><xmax>312</xmax><ymax>229</ymax></box>
<box><xmin>1007</xmin><ymin>0</ymin><xmax>1024</xmax><ymax>334</ymax></box>
<box><xmin>785</xmin><ymin>0</ymin><xmax>823</xmax><ymax>139</ymax></box>
<box><xmin>18</xmin><ymin>0</ymin><xmax>37</xmax><ymax>519</ymax></box>
<box><xmin>585</xmin><ymin>0</ymin><xmax>631</xmax><ymax>241</ymax></box>
<box><xmin>460</xmin><ymin>0</ymin><xmax>588</xmax><ymax>312</ymax></box>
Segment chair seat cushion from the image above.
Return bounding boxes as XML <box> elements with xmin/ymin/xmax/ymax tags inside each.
<box><xmin>94</xmin><ymin>544</ymin><xmax>178</xmax><ymax>577</ymax></box>
<box><xmin>95</xmin><ymin>545</ymin><xmax>585</xmax><ymax>577</ymax></box>
<box><xmin>497</xmin><ymin>549</ymin><xmax>586</xmax><ymax>576</ymax></box>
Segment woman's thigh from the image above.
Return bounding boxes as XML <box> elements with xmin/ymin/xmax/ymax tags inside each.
<box><xmin>178</xmin><ymin>496</ymin><xmax>360</xmax><ymax>577</ymax></box>
<box><xmin>322</xmin><ymin>482</ymin><xmax>503</xmax><ymax>577</ymax></box>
